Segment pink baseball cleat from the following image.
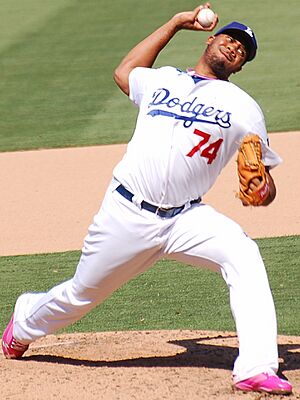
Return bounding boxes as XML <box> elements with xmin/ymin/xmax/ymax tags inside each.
<box><xmin>234</xmin><ymin>372</ymin><xmax>293</xmax><ymax>395</ymax></box>
<box><xmin>2</xmin><ymin>315</ymin><xmax>29</xmax><ymax>359</ymax></box>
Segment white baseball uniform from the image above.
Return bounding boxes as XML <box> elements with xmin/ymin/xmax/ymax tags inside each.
<box><xmin>13</xmin><ymin>66</ymin><xmax>282</xmax><ymax>382</ymax></box>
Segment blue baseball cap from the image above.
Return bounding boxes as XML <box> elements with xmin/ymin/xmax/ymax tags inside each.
<box><xmin>215</xmin><ymin>21</ymin><xmax>258</xmax><ymax>62</ymax></box>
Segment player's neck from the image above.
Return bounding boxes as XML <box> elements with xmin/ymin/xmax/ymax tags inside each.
<box><xmin>194</xmin><ymin>57</ymin><xmax>230</xmax><ymax>81</ymax></box>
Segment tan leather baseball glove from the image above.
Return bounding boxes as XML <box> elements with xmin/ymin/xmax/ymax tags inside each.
<box><xmin>237</xmin><ymin>134</ymin><xmax>270</xmax><ymax>206</ymax></box>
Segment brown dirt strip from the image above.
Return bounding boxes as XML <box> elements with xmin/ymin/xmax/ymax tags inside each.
<box><xmin>0</xmin><ymin>131</ymin><xmax>299</xmax><ymax>256</ymax></box>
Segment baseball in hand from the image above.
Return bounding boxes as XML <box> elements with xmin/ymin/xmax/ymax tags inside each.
<box><xmin>197</xmin><ymin>8</ymin><xmax>215</xmax><ymax>27</ymax></box>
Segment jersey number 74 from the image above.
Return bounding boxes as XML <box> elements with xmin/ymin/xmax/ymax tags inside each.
<box><xmin>186</xmin><ymin>128</ymin><xmax>223</xmax><ymax>164</ymax></box>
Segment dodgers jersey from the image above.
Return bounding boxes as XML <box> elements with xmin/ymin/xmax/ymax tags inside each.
<box><xmin>113</xmin><ymin>66</ymin><xmax>281</xmax><ymax>208</ymax></box>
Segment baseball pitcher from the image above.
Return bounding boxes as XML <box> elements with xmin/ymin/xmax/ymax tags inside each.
<box><xmin>2</xmin><ymin>3</ymin><xmax>292</xmax><ymax>395</ymax></box>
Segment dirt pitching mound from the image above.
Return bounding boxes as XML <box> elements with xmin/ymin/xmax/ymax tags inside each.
<box><xmin>1</xmin><ymin>330</ymin><xmax>299</xmax><ymax>399</ymax></box>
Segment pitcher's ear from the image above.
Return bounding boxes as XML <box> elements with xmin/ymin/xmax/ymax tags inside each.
<box><xmin>206</xmin><ymin>35</ymin><xmax>215</xmax><ymax>45</ymax></box>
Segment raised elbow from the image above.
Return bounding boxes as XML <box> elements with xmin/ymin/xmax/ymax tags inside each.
<box><xmin>113</xmin><ymin>66</ymin><xmax>130</xmax><ymax>96</ymax></box>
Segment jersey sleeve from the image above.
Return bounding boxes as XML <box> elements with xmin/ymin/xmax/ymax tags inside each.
<box><xmin>128</xmin><ymin>67</ymin><xmax>158</xmax><ymax>106</ymax></box>
<box><xmin>243</xmin><ymin>99</ymin><xmax>282</xmax><ymax>169</ymax></box>
<box><xmin>128</xmin><ymin>66</ymin><xmax>177</xmax><ymax>107</ymax></box>
<box><xmin>260</xmin><ymin>138</ymin><xmax>282</xmax><ymax>169</ymax></box>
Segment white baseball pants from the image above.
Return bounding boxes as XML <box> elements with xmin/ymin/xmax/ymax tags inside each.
<box><xmin>13</xmin><ymin>181</ymin><xmax>278</xmax><ymax>382</ymax></box>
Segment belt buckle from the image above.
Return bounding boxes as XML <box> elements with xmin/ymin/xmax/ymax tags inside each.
<box><xmin>156</xmin><ymin>206</ymin><xmax>171</xmax><ymax>218</ymax></box>
<box><xmin>157</xmin><ymin>206</ymin><xmax>169</xmax><ymax>213</ymax></box>
<box><xmin>156</xmin><ymin>205</ymin><xmax>182</xmax><ymax>218</ymax></box>
<box><xmin>156</xmin><ymin>206</ymin><xmax>168</xmax><ymax>217</ymax></box>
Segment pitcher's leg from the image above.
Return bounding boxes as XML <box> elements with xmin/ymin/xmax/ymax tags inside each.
<box><xmin>14</xmin><ymin>246</ymin><xmax>160</xmax><ymax>343</ymax></box>
<box><xmin>166</xmin><ymin>204</ymin><xmax>278</xmax><ymax>382</ymax></box>
<box><xmin>13</xmin><ymin>188</ymin><xmax>162</xmax><ymax>344</ymax></box>
<box><xmin>221</xmin><ymin>237</ymin><xmax>278</xmax><ymax>382</ymax></box>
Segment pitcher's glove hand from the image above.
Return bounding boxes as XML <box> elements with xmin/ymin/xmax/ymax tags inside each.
<box><xmin>237</xmin><ymin>134</ymin><xmax>270</xmax><ymax>206</ymax></box>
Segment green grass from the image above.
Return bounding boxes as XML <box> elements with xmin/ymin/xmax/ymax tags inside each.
<box><xmin>0</xmin><ymin>0</ymin><xmax>299</xmax><ymax>151</ymax></box>
<box><xmin>1</xmin><ymin>235</ymin><xmax>299</xmax><ymax>336</ymax></box>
